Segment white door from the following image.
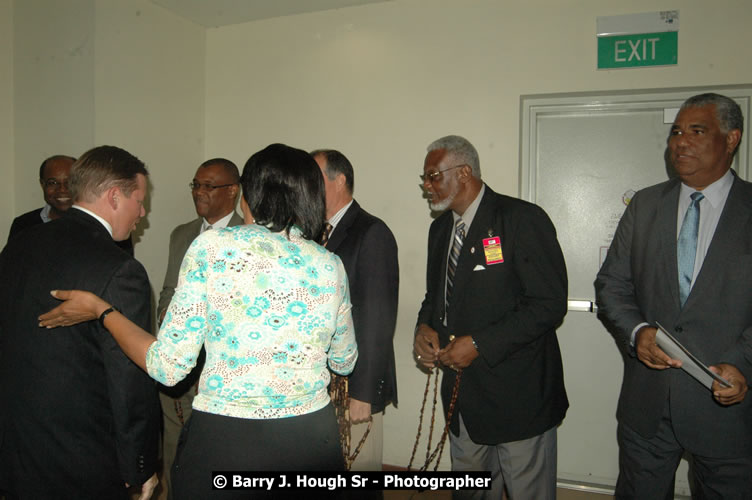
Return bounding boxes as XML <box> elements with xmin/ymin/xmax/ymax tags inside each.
<box><xmin>520</xmin><ymin>86</ymin><xmax>751</xmax><ymax>496</ymax></box>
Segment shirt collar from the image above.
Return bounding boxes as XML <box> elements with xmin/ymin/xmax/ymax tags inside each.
<box><xmin>328</xmin><ymin>199</ymin><xmax>354</xmax><ymax>230</ymax></box>
<box><xmin>40</xmin><ymin>204</ymin><xmax>53</xmax><ymax>223</ymax></box>
<box><xmin>453</xmin><ymin>184</ymin><xmax>485</xmax><ymax>228</ymax></box>
<box><xmin>202</xmin><ymin>211</ymin><xmax>236</xmax><ymax>232</ymax></box>
<box><xmin>72</xmin><ymin>205</ymin><xmax>113</xmax><ymax>237</ymax></box>
<box><xmin>680</xmin><ymin>169</ymin><xmax>734</xmax><ymax>209</ymax></box>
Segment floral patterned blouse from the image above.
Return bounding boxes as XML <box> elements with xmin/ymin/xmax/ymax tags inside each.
<box><xmin>146</xmin><ymin>224</ymin><xmax>358</xmax><ymax>419</ymax></box>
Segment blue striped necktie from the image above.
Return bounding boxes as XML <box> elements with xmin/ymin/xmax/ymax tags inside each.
<box><xmin>677</xmin><ymin>191</ymin><xmax>704</xmax><ymax>307</ymax></box>
<box><xmin>446</xmin><ymin>218</ymin><xmax>466</xmax><ymax>316</ymax></box>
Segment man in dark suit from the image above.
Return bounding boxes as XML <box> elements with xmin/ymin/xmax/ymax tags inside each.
<box><xmin>413</xmin><ymin>135</ymin><xmax>568</xmax><ymax>499</ymax></box>
<box><xmin>8</xmin><ymin>154</ymin><xmax>134</xmax><ymax>254</ymax></box>
<box><xmin>7</xmin><ymin>154</ymin><xmax>75</xmax><ymax>239</ymax></box>
<box><xmin>0</xmin><ymin>145</ymin><xmax>160</xmax><ymax>499</ymax></box>
<box><xmin>312</xmin><ymin>149</ymin><xmax>399</xmax><ymax>473</ymax></box>
<box><xmin>156</xmin><ymin>157</ymin><xmax>242</xmax><ymax>499</ymax></box>
<box><xmin>595</xmin><ymin>93</ymin><xmax>752</xmax><ymax>497</ymax></box>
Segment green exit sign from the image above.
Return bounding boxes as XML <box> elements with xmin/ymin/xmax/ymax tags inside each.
<box><xmin>598</xmin><ymin>31</ymin><xmax>677</xmax><ymax>69</ymax></box>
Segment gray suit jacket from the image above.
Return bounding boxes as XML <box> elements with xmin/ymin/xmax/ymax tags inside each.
<box><xmin>157</xmin><ymin>212</ymin><xmax>244</xmax><ymax>316</ymax></box>
<box><xmin>595</xmin><ymin>173</ymin><xmax>752</xmax><ymax>457</ymax></box>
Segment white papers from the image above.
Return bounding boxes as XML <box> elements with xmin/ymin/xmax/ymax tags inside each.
<box><xmin>654</xmin><ymin>321</ymin><xmax>732</xmax><ymax>390</ymax></box>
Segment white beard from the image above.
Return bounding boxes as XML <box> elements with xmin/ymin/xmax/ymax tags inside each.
<box><xmin>428</xmin><ymin>183</ymin><xmax>459</xmax><ymax>211</ymax></box>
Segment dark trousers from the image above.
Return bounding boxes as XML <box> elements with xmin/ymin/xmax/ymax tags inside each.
<box><xmin>171</xmin><ymin>405</ymin><xmax>344</xmax><ymax>499</ymax></box>
<box><xmin>616</xmin><ymin>415</ymin><xmax>752</xmax><ymax>500</ymax></box>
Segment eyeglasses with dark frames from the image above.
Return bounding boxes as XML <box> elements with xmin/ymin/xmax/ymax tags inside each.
<box><xmin>189</xmin><ymin>182</ymin><xmax>235</xmax><ymax>191</ymax></box>
<box><xmin>419</xmin><ymin>164</ymin><xmax>465</xmax><ymax>183</ymax></box>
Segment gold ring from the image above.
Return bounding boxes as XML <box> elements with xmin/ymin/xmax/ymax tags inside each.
<box><xmin>416</xmin><ymin>354</ymin><xmax>422</xmax><ymax>360</ymax></box>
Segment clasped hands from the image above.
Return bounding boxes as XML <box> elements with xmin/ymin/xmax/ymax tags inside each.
<box><xmin>636</xmin><ymin>326</ymin><xmax>748</xmax><ymax>406</ymax></box>
<box><xmin>413</xmin><ymin>324</ymin><xmax>478</xmax><ymax>372</ymax></box>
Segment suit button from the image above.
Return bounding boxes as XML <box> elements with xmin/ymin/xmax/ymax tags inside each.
<box><xmin>675</xmin><ymin>326</ymin><xmax>683</xmax><ymax>333</ymax></box>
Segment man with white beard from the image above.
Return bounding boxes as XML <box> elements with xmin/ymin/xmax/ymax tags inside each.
<box><xmin>413</xmin><ymin>135</ymin><xmax>569</xmax><ymax>500</ymax></box>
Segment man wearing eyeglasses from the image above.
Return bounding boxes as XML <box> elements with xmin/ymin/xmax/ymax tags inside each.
<box><xmin>7</xmin><ymin>155</ymin><xmax>75</xmax><ymax>240</ymax></box>
<box><xmin>8</xmin><ymin>154</ymin><xmax>135</xmax><ymax>255</ymax></box>
<box><xmin>156</xmin><ymin>157</ymin><xmax>242</xmax><ymax>499</ymax></box>
<box><xmin>413</xmin><ymin>135</ymin><xmax>568</xmax><ymax>499</ymax></box>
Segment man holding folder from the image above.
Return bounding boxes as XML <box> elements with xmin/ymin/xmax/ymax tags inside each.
<box><xmin>596</xmin><ymin>93</ymin><xmax>752</xmax><ymax>497</ymax></box>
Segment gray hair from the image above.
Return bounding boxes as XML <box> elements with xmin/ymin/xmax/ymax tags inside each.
<box><xmin>681</xmin><ymin>93</ymin><xmax>744</xmax><ymax>135</ymax></box>
<box><xmin>310</xmin><ymin>149</ymin><xmax>354</xmax><ymax>194</ymax></box>
<box><xmin>427</xmin><ymin>135</ymin><xmax>481</xmax><ymax>178</ymax></box>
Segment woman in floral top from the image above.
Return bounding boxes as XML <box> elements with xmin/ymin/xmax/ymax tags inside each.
<box><xmin>40</xmin><ymin>144</ymin><xmax>358</xmax><ymax>497</ymax></box>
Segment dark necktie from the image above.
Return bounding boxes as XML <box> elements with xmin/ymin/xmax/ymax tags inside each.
<box><xmin>320</xmin><ymin>222</ymin><xmax>333</xmax><ymax>247</ymax></box>
<box><xmin>677</xmin><ymin>191</ymin><xmax>704</xmax><ymax>307</ymax></box>
<box><xmin>446</xmin><ymin>218</ymin><xmax>466</xmax><ymax>316</ymax></box>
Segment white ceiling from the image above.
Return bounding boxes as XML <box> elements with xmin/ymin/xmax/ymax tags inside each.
<box><xmin>150</xmin><ymin>0</ymin><xmax>393</xmax><ymax>28</ymax></box>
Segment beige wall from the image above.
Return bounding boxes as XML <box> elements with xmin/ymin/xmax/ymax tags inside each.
<box><xmin>11</xmin><ymin>0</ymin><xmax>95</xmax><ymax>242</ymax></box>
<box><xmin>0</xmin><ymin>0</ymin><xmax>14</xmax><ymax>244</ymax></box>
<box><xmin>4</xmin><ymin>0</ymin><xmax>752</xmax><ymax>475</ymax></box>
<box><xmin>204</xmin><ymin>0</ymin><xmax>752</xmax><ymax>468</ymax></box>
<box><xmin>93</xmin><ymin>0</ymin><xmax>205</xmax><ymax>285</ymax></box>
<box><xmin>4</xmin><ymin>0</ymin><xmax>204</xmax><ymax>292</ymax></box>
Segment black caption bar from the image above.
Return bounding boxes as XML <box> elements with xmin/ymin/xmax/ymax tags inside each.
<box><xmin>211</xmin><ymin>471</ymin><xmax>492</xmax><ymax>491</ymax></box>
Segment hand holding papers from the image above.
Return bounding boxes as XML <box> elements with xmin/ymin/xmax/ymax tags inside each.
<box><xmin>654</xmin><ymin>321</ymin><xmax>732</xmax><ymax>390</ymax></box>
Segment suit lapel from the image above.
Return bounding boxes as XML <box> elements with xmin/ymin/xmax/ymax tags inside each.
<box><xmin>658</xmin><ymin>181</ymin><xmax>682</xmax><ymax>309</ymax></box>
<box><xmin>688</xmin><ymin>176</ymin><xmax>752</xmax><ymax>307</ymax></box>
<box><xmin>430</xmin><ymin>212</ymin><xmax>453</xmax><ymax>320</ymax></box>
<box><xmin>228</xmin><ymin>212</ymin><xmax>244</xmax><ymax>227</ymax></box>
<box><xmin>189</xmin><ymin>217</ymin><xmax>202</xmax><ymax>240</ymax></box>
<box><xmin>327</xmin><ymin>201</ymin><xmax>359</xmax><ymax>252</ymax></box>
<box><xmin>447</xmin><ymin>189</ymin><xmax>496</xmax><ymax>327</ymax></box>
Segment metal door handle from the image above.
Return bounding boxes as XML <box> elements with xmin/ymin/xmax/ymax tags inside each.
<box><xmin>567</xmin><ymin>300</ymin><xmax>597</xmax><ymax>313</ymax></box>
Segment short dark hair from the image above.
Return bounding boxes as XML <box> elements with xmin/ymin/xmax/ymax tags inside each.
<box><xmin>241</xmin><ymin>144</ymin><xmax>325</xmax><ymax>240</ymax></box>
<box><xmin>39</xmin><ymin>155</ymin><xmax>76</xmax><ymax>180</ymax></box>
<box><xmin>199</xmin><ymin>157</ymin><xmax>240</xmax><ymax>182</ymax></box>
<box><xmin>310</xmin><ymin>149</ymin><xmax>354</xmax><ymax>194</ymax></box>
<box><xmin>69</xmin><ymin>146</ymin><xmax>148</xmax><ymax>203</ymax></box>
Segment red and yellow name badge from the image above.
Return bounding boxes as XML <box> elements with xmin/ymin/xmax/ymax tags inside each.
<box><xmin>482</xmin><ymin>237</ymin><xmax>503</xmax><ymax>264</ymax></box>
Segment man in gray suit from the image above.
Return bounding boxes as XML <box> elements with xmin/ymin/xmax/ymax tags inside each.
<box><xmin>157</xmin><ymin>157</ymin><xmax>242</xmax><ymax>498</ymax></box>
<box><xmin>596</xmin><ymin>93</ymin><xmax>752</xmax><ymax>498</ymax></box>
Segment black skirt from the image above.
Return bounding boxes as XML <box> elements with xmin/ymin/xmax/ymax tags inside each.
<box><xmin>171</xmin><ymin>404</ymin><xmax>344</xmax><ymax>499</ymax></box>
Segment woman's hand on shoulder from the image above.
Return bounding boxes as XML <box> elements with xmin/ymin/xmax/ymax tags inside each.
<box><xmin>38</xmin><ymin>290</ymin><xmax>111</xmax><ymax>328</ymax></box>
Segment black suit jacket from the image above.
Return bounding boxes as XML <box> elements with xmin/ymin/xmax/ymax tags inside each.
<box><xmin>417</xmin><ymin>186</ymin><xmax>568</xmax><ymax>444</ymax></box>
<box><xmin>595</xmin><ymin>174</ymin><xmax>752</xmax><ymax>457</ymax></box>
<box><xmin>8</xmin><ymin>206</ymin><xmax>134</xmax><ymax>255</ymax></box>
<box><xmin>0</xmin><ymin>208</ymin><xmax>160</xmax><ymax>499</ymax></box>
<box><xmin>7</xmin><ymin>208</ymin><xmax>44</xmax><ymax>240</ymax></box>
<box><xmin>327</xmin><ymin>200</ymin><xmax>399</xmax><ymax>413</ymax></box>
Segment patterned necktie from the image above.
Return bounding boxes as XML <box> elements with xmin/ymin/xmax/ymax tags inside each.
<box><xmin>677</xmin><ymin>191</ymin><xmax>704</xmax><ymax>307</ymax></box>
<box><xmin>320</xmin><ymin>222</ymin><xmax>333</xmax><ymax>247</ymax></box>
<box><xmin>446</xmin><ymin>218</ymin><xmax>466</xmax><ymax>316</ymax></box>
